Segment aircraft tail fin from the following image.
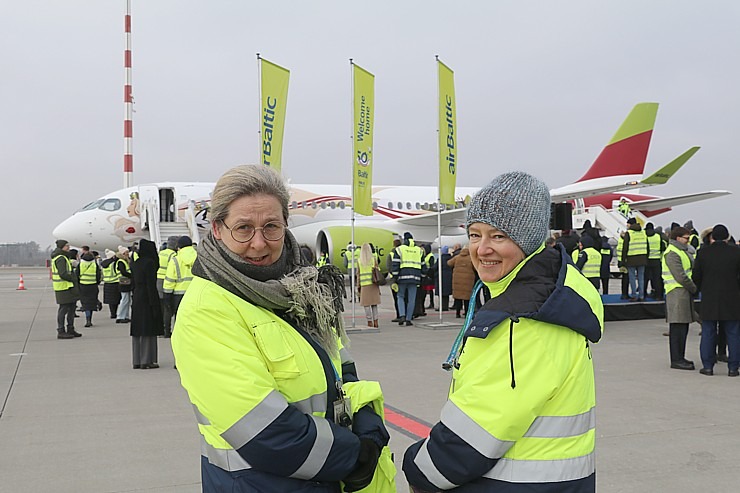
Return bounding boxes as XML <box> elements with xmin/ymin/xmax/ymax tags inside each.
<box><xmin>640</xmin><ymin>146</ymin><xmax>700</xmax><ymax>185</ymax></box>
<box><xmin>577</xmin><ymin>102</ymin><xmax>659</xmax><ymax>182</ymax></box>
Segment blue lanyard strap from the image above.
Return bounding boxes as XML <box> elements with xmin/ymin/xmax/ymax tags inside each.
<box><xmin>443</xmin><ymin>279</ymin><xmax>485</xmax><ymax>371</ymax></box>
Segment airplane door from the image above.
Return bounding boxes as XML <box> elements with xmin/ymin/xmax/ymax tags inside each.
<box><xmin>160</xmin><ymin>188</ymin><xmax>176</xmax><ymax>222</ymax></box>
<box><xmin>137</xmin><ymin>185</ymin><xmax>160</xmax><ymax>230</ymax></box>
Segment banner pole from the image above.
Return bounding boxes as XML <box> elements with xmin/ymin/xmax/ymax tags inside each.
<box><xmin>349</xmin><ymin>59</ymin><xmax>356</xmax><ymax>327</ymax></box>
<box><xmin>256</xmin><ymin>53</ymin><xmax>262</xmax><ymax>166</ymax></box>
<box><xmin>436</xmin><ymin>55</ymin><xmax>444</xmax><ymax>322</ymax></box>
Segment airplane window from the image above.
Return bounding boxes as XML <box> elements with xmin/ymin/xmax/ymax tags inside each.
<box><xmin>423</xmin><ymin>202</ymin><xmax>429</xmax><ymax>210</ymax></box>
<box><xmin>339</xmin><ymin>201</ymin><xmax>345</xmax><ymax>209</ymax></box>
<box><xmin>388</xmin><ymin>202</ymin><xmax>393</xmax><ymax>209</ymax></box>
<box><xmin>320</xmin><ymin>202</ymin><xmax>326</xmax><ymax>209</ymax></box>
<box><xmin>291</xmin><ymin>201</ymin><xmax>297</xmax><ymax>209</ymax></box>
<box><xmin>372</xmin><ymin>202</ymin><xmax>377</xmax><ymax>209</ymax></box>
<box><xmin>406</xmin><ymin>202</ymin><xmax>412</xmax><ymax>210</ymax></box>
<box><xmin>330</xmin><ymin>202</ymin><xmax>336</xmax><ymax>209</ymax></box>
<box><xmin>312</xmin><ymin>202</ymin><xmax>317</xmax><ymax>209</ymax></box>
<box><xmin>415</xmin><ymin>202</ymin><xmax>421</xmax><ymax>210</ymax></box>
<box><xmin>397</xmin><ymin>202</ymin><xmax>403</xmax><ymax>209</ymax></box>
<box><xmin>77</xmin><ymin>199</ymin><xmax>105</xmax><ymax>212</ymax></box>
<box><xmin>302</xmin><ymin>201</ymin><xmax>306</xmax><ymax>209</ymax></box>
<box><xmin>99</xmin><ymin>199</ymin><xmax>121</xmax><ymax>212</ymax></box>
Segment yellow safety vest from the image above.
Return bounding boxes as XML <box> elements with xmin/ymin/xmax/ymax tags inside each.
<box><xmin>51</xmin><ymin>254</ymin><xmax>74</xmax><ymax>291</ymax></box>
<box><xmin>78</xmin><ymin>260</ymin><xmax>98</xmax><ymax>285</ymax></box>
<box><xmin>579</xmin><ymin>247</ymin><xmax>601</xmax><ymax>279</ymax></box>
<box><xmin>662</xmin><ymin>244</ymin><xmax>692</xmax><ymax>295</ymax></box>
<box><xmin>627</xmin><ymin>230</ymin><xmax>647</xmax><ymax>256</ymax></box>
<box><xmin>172</xmin><ymin>276</ymin><xmax>395</xmax><ymax>490</ymax></box>
<box><xmin>358</xmin><ymin>261</ymin><xmax>374</xmax><ymax>287</ymax></box>
<box><xmin>102</xmin><ymin>262</ymin><xmax>120</xmax><ymax>283</ymax></box>
<box><xmin>157</xmin><ymin>249</ymin><xmax>176</xmax><ymax>280</ymax></box>
<box><xmin>647</xmin><ymin>234</ymin><xmax>662</xmax><ymax>260</ymax></box>
<box><xmin>164</xmin><ymin>246</ymin><xmax>197</xmax><ymax>294</ymax></box>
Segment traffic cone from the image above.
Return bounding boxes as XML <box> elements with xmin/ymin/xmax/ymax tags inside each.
<box><xmin>17</xmin><ymin>274</ymin><xmax>26</xmax><ymax>291</ymax></box>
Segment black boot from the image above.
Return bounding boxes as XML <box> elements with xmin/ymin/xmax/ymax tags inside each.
<box><xmin>84</xmin><ymin>317</ymin><xmax>92</xmax><ymax>328</ymax></box>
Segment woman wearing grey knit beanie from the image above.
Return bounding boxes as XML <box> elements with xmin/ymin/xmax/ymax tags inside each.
<box><xmin>403</xmin><ymin>171</ymin><xmax>603</xmax><ymax>493</ymax></box>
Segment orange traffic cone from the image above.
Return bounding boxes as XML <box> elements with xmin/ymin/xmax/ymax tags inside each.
<box><xmin>17</xmin><ymin>274</ymin><xmax>26</xmax><ymax>291</ymax></box>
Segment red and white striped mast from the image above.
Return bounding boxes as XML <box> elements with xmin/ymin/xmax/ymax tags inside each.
<box><xmin>123</xmin><ymin>0</ymin><xmax>134</xmax><ymax>188</ymax></box>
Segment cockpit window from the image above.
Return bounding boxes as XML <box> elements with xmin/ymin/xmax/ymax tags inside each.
<box><xmin>99</xmin><ymin>199</ymin><xmax>121</xmax><ymax>212</ymax></box>
<box><xmin>77</xmin><ymin>199</ymin><xmax>105</xmax><ymax>212</ymax></box>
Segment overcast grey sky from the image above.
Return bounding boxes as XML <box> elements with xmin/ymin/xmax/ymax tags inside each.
<box><xmin>3</xmin><ymin>1</ymin><xmax>738</xmax><ymax>247</ymax></box>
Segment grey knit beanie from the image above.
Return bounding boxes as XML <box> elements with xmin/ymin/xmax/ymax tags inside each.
<box><xmin>466</xmin><ymin>171</ymin><xmax>551</xmax><ymax>256</ymax></box>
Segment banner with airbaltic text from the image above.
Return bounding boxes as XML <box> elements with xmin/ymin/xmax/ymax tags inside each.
<box><xmin>352</xmin><ymin>63</ymin><xmax>375</xmax><ymax>216</ymax></box>
<box><xmin>260</xmin><ymin>58</ymin><xmax>290</xmax><ymax>172</ymax></box>
<box><xmin>438</xmin><ymin>59</ymin><xmax>457</xmax><ymax>205</ymax></box>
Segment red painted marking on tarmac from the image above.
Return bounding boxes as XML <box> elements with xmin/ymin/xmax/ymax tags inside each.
<box><xmin>384</xmin><ymin>405</ymin><xmax>431</xmax><ymax>440</ymax></box>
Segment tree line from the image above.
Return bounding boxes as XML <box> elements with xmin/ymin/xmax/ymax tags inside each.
<box><xmin>0</xmin><ymin>242</ymin><xmax>51</xmax><ymax>266</ymax></box>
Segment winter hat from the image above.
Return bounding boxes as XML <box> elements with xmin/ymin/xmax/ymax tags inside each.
<box><xmin>166</xmin><ymin>236</ymin><xmax>179</xmax><ymax>250</ymax></box>
<box><xmin>105</xmin><ymin>249</ymin><xmax>115</xmax><ymax>259</ymax></box>
<box><xmin>55</xmin><ymin>239</ymin><xmax>69</xmax><ymax>249</ymax></box>
<box><xmin>177</xmin><ymin>235</ymin><xmax>193</xmax><ymax>248</ymax></box>
<box><xmin>441</xmin><ymin>246</ymin><xmax>449</xmax><ymax>255</ymax></box>
<box><xmin>466</xmin><ymin>171</ymin><xmax>551</xmax><ymax>256</ymax></box>
<box><xmin>711</xmin><ymin>224</ymin><xmax>729</xmax><ymax>241</ymax></box>
<box><xmin>670</xmin><ymin>222</ymin><xmax>680</xmax><ymax>232</ymax></box>
<box><xmin>684</xmin><ymin>220</ymin><xmax>694</xmax><ymax>230</ymax></box>
<box><xmin>655</xmin><ymin>226</ymin><xmax>664</xmax><ymax>234</ymax></box>
<box><xmin>117</xmin><ymin>245</ymin><xmax>129</xmax><ymax>255</ymax></box>
<box><xmin>81</xmin><ymin>252</ymin><xmax>94</xmax><ymax>262</ymax></box>
<box><xmin>645</xmin><ymin>222</ymin><xmax>654</xmax><ymax>231</ymax></box>
<box><xmin>627</xmin><ymin>217</ymin><xmax>637</xmax><ymax>225</ymax></box>
<box><xmin>579</xmin><ymin>235</ymin><xmax>595</xmax><ymax>249</ymax></box>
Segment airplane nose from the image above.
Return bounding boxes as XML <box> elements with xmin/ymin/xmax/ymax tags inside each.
<box><xmin>52</xmin><ymin>217</ymin><xmax>79</xmax><ymax>244</ymax></box>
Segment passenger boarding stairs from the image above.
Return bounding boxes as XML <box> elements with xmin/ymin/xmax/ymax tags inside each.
<box><xmin>141</xmin><ymin>198</ymin><xmax>202</xmax><ymax>248</ymax></box>
<box><xmin>571</xmin><ymin>202</ymin><xmax>649</xmax><ymax>242</ymax></box>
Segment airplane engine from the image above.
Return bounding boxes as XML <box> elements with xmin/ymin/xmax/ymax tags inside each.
<box><xmin>315</xmin><ymin>226</ymin><xmax>397</xmax><ymax>273</ymax></box>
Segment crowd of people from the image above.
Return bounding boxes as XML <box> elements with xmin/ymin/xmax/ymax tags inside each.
<box><xmin>51</xmin><ymin>233</ymin><xmax>199</xmax><ymax>369</ymax></box>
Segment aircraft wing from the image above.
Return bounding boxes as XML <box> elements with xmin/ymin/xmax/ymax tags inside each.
<box><xmin>394</xmin><ymin>208</ymin><xmax>468</xmax><ymax>235</ymax></box>
<box><xmin>551</xmin><ymin>146</ymin><xmax>701</xmax><ymax>203</ymax></box>
<box><xmin>629</xmin><ymin>190</ymin><xmax>731</xmax><ymax>211</ymax></box>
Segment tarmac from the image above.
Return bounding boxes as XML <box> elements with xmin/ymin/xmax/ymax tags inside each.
<box><xmin>2</xmin><ymin>267</ymin><xmax>740</xmax><ymax>492</ymax></box>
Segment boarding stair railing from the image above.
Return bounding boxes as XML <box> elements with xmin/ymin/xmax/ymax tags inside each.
<box><xmin>143</xmin><ymin>199</ymin><xmax>162</xmax><ymax>248</ymax></box>
<box><xmin>184</xmin><ymin>200</ymin><xmax>201</xmax><ymax>245</ymax></box>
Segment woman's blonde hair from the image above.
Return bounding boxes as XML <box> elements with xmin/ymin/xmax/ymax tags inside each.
<box><xmin>359</xmin><ymin>243</ymin><xmax>375</xmax><ymax>267</ymax></box>
<box><xmin>210</xmin><ymin>165</ymin><xmax>290</xmax><ymax>224</ymax></box>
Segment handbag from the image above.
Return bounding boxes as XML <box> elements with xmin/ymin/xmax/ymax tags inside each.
<box><xmin>371</xmin><ymin>267</ymin><xmax>386</xmax><ymax>286</ymax></box>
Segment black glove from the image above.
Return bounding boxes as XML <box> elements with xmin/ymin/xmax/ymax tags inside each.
<box><xmin>342</xmin><ymin>438</ymin><xmax>380</xmax><ymax>492</ymax></box>
<box><xmin>352</xmin><ymin>406</ymin><xmax>390</xmax><ymax>449</ymax></box>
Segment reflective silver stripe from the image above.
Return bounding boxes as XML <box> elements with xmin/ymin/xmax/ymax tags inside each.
<box><xmin>172</xmin><ymin>258</ymin><xmax>182</xmax><ymax>280</ymax></box>
<box><xmin>413</xmin><ymin>439</ymin><xmax>459</xmax><ymax>490</ymax></box>
<box><xmin>193</xmin><ymin>403</ymin><xmax>211</xmax><ymax>425</ymax></box>
<box><xmin>524</xmin><ymin>407</ymin><xmax>595</xmax><ymax>438</ymax></box>
<box><xmin>290</xmin><ymin>415</ymin><xmax>334</xmax><ymax>479</ymax></box>
<box><xmin>164</xmin><ymin>276</ymin><xmax>178</xmax><ymax>283</ymax></box>
<box><xmin>483</xmin><ymin>452</ymin><xmax>595</xmax><ymax>482</ymax></box>
<box><xmin>201</xmin><ymin>436</ymin><xmax>252</xmax><ymax>472</ymax></box>
<box><xmin>220</xmin><ymin>390</ymin><xmax>288</xmax><ymax>449</ymax></box>
<box><xmin>290</xmin><ymin>392</ymin><xmax>327</xmax><ymax>415</ymax></box>
<box><xmin>441</xmin><ymin>400</ymin><xmax>514</xmax><ymax>459</ymax></box>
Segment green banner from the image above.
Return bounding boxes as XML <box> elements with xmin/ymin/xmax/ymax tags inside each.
<box><xmin>260</xmin><ymin>58</ymin><xmax>290</xmax><ymax>172</ymax></box>
<box><xmin>352</xmin><ymin>64</ymin><xmax>375</xmax><ymax>216</ymax></box>
<box><xmin>438</xmin><ymin>60</ymin><xmax>457</xmax><ymax>205</ymax></box>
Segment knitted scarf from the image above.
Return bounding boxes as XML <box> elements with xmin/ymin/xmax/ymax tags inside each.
<box><xmin>192</xmin><ymin>230</ymin><xmax>347</xmax><ymax>354</ymax></box>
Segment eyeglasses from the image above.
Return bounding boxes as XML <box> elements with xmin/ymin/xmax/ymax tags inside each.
<box><xmin>221</xmin><ymin>221</ymin><xmax>286</xmax><ymax>243</ymax></box>
<box><xmin>680</xmin><ymin>235</ymin><xmax>691</xmax><ymax>240</ymax></box>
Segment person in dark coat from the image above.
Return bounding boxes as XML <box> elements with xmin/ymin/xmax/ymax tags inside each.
<box><xmin>432</xmin><ymin>246</ymin><xmax>453</xmax><ymax>310</ymax></box>
<box><xmin>130</xmin><ymin>239</ymin><xmax>165</xmax><ymax>369</ymax></box>
<box><xmin>555</xmin><ymin>229</ymin><xmax>580</xmax><ymax>255</ymax></box>
<box><xmin>76</xmin><ymin>251</ymin><xmax>102</xmax><ymax>327</ymax></box>
<box><xmin>692</xmin><ymin>224</ymin><xmax>740</xmax><ymax>376</ymax></box>
<box><xmin>581</xmin><ymin>219</ymin><xmax>601</xmax><ymax>246</ymax></box>
<box><xmin>116</xmin><ymin>246</ymin><xmax>134</xmax><ymax>323</ymax></box>
<box><xmin>599</xmin><ymin>236</ymin><xmax>613</xmax><ymax>295</ymax></box>
<box><xmin>51</xmin><ymin>239</ymin><xmax>81</xmax><ymax>339</ymax></box>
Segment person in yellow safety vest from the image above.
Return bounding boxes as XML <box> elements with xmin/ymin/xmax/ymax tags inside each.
<box><xmin>358</xmin><ymin>243</ymin><xmax>381</xmax><ymax>328</ymax></box>
<box><xmin>644</xmin><ymin>222</ymin><xmax>665</xmax><ymax>300</ymax></box>
<box><xmin>661</xmin><ymin>226</ymin><xmax>698</xmax><ymax>371</ymax></box>
<box><xmin>100</xmin><ymin>249</ymin><xmax>121</xmax><ymax>319</ymax></box>
<box><xmin>575</xmin><ymin>235</ymin><xmax>602</xmax><ymax>289</ymax></box>
<box><xmin>391</xmin><ymin>232</ymin><xmax>424</xmax><ymax>326</ymax></box>
<box><xmin>684</xmin><ymin>220</ymin><xmax>700</xmax><ymax>250</ymax></box>
<box><xmin>163</xmin><ymin>235</ymin><xmax>197</xmax><ymax>327</ymax></box>
<box><xmin>76</xmin><ymin>251</ymin><xmax>102</xmax><ymax>328</ymax></box>
<box><xmin>172</xmin><ymin>164</ymin><xmax>395</xmax><ymax>492</ymax></box>
<box><xmin>404</xmin><ymin>171</ymin><xmax>602</xmax><ymax>492</ymax></box>
<box><xmin>51</xmin><ymin>239</ymin><xmax>82</xmax><ymax>339</ymax></box>
<box><xmin>387</xmin><ymin>238</ymin><xmax>403</xmax><ymax>321</ymax></box>
<box><xmin>115</xmin><ymin>246</ymin><xmax>134</xmax><ymax>323</ymax></box>
<box><xmin>315</xmin><ymin>251</ymin><xmax>329</xmax><ymax>268</ymax></box>
<box><xmin>621</xmin><ymin>217</ymin><xmax>648</xmax><ymax>301</ymax></box>
<box><xmin>616</xmin><ymin>232</ymin><xmax>630</xmax><ymax>299</ymax></box>
<box><xmin>343</xmin><ymin>243</ymin><xmax>361</xmax><ymax>300</ymax></box>
<box><xmin>157</xmin><ymin>236</ymin><xmax>179</xmax><ymax>337</ymax></box>
<box><xmin>617</xmin><ymin>198</ymin><xmax>631</xmax><ymax>218</ymax></box>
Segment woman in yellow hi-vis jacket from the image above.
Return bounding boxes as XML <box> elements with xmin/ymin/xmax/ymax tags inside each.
<box><xmin>172</xmin><ymin>165</ymin><xmax>395</xmax><ymax>493</ymax></box>
<box><xmin>404</xmin><ymin>172</ymin><xmax>603</xmax><ymax>493</ymax></box>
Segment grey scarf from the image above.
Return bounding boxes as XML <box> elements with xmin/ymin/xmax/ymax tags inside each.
<box><xmin>192</xmin><ymin>230</ymin><xmax>347</xmax><ymax>354</ymax></box>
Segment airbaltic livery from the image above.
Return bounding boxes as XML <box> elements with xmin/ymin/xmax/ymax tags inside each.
<box><xmin>53</xmin><ymin>103</ymin><xmax>729</xmax><ymax>267</ymax></box>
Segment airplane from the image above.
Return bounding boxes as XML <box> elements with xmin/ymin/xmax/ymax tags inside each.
<box><xmin>53</xmin><ymin>102</ymin><xmax>730</xmax><ymax>269</ymax></box>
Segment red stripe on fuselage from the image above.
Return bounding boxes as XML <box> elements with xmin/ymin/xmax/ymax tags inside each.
<box><xmin>577</xmin><ymin>130</ymin><xmax>653</xmax><ymax>182</ymax></box>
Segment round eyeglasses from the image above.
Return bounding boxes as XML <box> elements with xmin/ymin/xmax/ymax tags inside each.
<box><xmin>221</xmin><ymin>221</ymin><xmax>286</xmax><ymax>243</ymax></box>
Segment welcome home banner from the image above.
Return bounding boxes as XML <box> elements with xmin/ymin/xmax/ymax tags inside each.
<box><xmin>352</xmin><ymin>63</ymin><xmax>375</xmax><ymax>216</ymax></box>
